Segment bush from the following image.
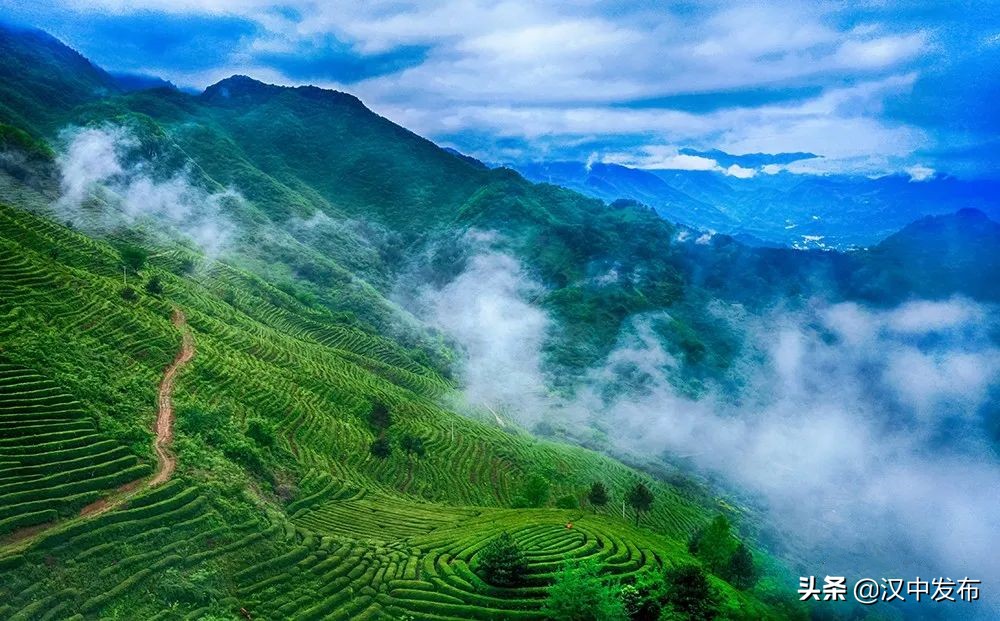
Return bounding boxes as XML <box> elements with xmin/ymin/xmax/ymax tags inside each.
<box><xmin>661</xmin><ymin>565</ymin><xmax>719</xmax><ymax>621</ymax></box>
<box><xmin>399</xmin><ymin>433</ymin><xmax>425</xmax><ymax>458</ymax></box>
<box><xmin>370</xmin><ymin>437</ymin><xmax>391</xmax><ymax>459</ymax></box>
<box><xmin>476</xmin><ymin>531</ymin><xmax>528</xmax><ymax>587</ymax></box>
<box><xmin>542</xmin><ymin>559</ymin><xmax>627</xmax><ymax>621</ymax></box>
<box><xmin>119</xmin><ymin>244</ymin><xmax>147</xmax><ymax>272</ymax></box>
<box><xmin>556</xmin><ymin>494</ymin><xmax>579</xmax><ymax>509</ymax></box>
<box><xmin>725</xmin><ymin>543</ymin><xmax>758</xmax><ymax>590</ymax></box>
<box><xmin>145</xmin><ymin>275</ymin><xmax>164</xmax><ymax>295</ymax></box>
<box><xmin>369</xmin><ymin>400</ymin><xmax>392</xmax><ymax>430</ymax></box>
<box><xmin>246</xmin><ymin>418</ymin><xmax>275</xmax><ymax>448</ymax></box>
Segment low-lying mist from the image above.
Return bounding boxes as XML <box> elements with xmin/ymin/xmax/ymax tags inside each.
<box><xmin>416</xmin><ymin>237</ymin><xmax>1000</xmax><ymax>612</ymax></box>
<box><xmin>54</xmin><ymin>125</ymin><xmax>238</xmax><ymax>258</ymax></box>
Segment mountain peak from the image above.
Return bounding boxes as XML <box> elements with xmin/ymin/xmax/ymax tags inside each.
<box><xmin>200</xmin><ymin>75</ymin><xmax>365</xmax><ymax>110</ymax></box>
<box><xmin>200</xmin><ymin>75</ymin><xmax>280</xmax><ymax>105</ymax></box>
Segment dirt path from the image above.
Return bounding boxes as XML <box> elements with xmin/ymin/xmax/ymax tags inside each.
<box><xmin>150</xmin><ymin>309</ymin><xmax>193</xmax><ymax>486</ymax></box>
<box><xmin>1</xmin><ymin>309</ymin><xmax>193</xmax><ymax>550</ymax></box>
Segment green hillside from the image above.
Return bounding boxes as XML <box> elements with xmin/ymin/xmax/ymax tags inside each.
<box><xmin>0</xmin><ymin>201</ymin><xmax>798</xmax><ymax>619</ymax></box>
<box><xmin>8</xmin><ymin>20</ymin><xmax>993</xmax><ymax>620</ymax></box>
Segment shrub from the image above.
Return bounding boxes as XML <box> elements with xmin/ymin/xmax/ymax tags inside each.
<box><xmin>145</xmin><ymin>275</ymin><xmax>164</xmax><ymax>295</ymax></box>
<box><xmin>246</xmin><ymin>418</ymin><xmax>275</xmax><ymax>448</ymax></box>
<box><xmin>119</xmin><ymin>244</ymin><xmax>147</xmax><ymax>272</ymax></box>
<box><xmin>369</xmin><ymin>400</ymin><xmax>392</xmax><ymax>430</ymax></box>
<box><xmin>542</xmin><ymin>559</ymin><xmax>627</xmax><ymax>621</ymax></box>
<box><xmin>688</xmin><ymin>515</ymin><xmax>739</xmax><ymax>578</ymax></box>
<box><xmin>400</xmin><ymin>433</ymin><xmax>425</xmax><ymax>458</ymax></box>
<box><xmin>556</xmin><ymin>494</ymin><xmax>579</xmax><ymax>509</ymax></box>
<box><xmin>477</xmin><ymin>532</ymin><xmax>528</xmax><ymax>587</ymax></box>
<box><xmin>370</xmin><ymin>437</ymin><xmax>391</xmax><ymax>459</ymax></box>
<box><xmin>725</xmin><ymin>543</ymin><xmax>758</xmax><ymax>590</ymax></box>
<box><xmin>661</xmin><ymin>565</ymin><xmax>719</xmax><ymax>621</ymax></box>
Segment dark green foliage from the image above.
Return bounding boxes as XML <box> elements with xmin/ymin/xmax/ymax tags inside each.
<box><xmin>476</xmin><ymin>531</ymin><xmax>528</xmax><ymax>587</ymax></box>
<box><xmin>246</xmin><ymin>418</ymin><xmax>275</xmax><ymax>448</ymax></box>
<box><xmin>725</xmin><ymin>543</ymin><xmax>758</xmax><ymax>590</ymax></box>
<box><xmin>661</xmin><ymin>565</ymin><xmax>719</xmax><ymax>621</ymax></box>
<box><xmin>145</xmin><ymin>274</ymin><xmax>164</xmax><ymax>295</ymax></box>
<box><xmin>399</xmin><ymin>433</ymin><xmax>425</xmax><ymax>458</ymax></box>
<box><xmin>118</xmin><ymin>244</ymin><xmax>148</xmax><ymax>272</ymax></box>
<box><xmin>588</xmin><ymin>481</ymin><xmax>610</xmax><ymax>511</ymax></box>
<box><xmin>368</xmin><ymin>400</ymin><xmax>392</xmax><ymax>430</ymax></box>
<box><xmin>369</xmin><ymin>437</ymin><xmax>391</xmax><ymax>459</ymax></box>
<box><xmin>513</xmin><ymin>473</ymin><xmax>550</xmax><ymax>508</ymax></box>
<box><xmin>556</xmin><ymin>494</ymin><xmax>579</xmax><ymax>509</ymax></box>
<box><xmin>688</xmin><ymin>515</ymin><xmax>738</xmax><ymax>577</ymax></box>
<box><xmin>626</xmin><ymin>481</ymin><xmax>654</xmax><ymax>526</ymax></box>
<box><xmin>622</xmin><ymin>571</ymin><xmax>667</xmax><ymax>621</ymax></box>
<box><xmin>120</xmin><ymin>286</ymin><xmax>138</xmax><ymax>301</ymax></box>
<box><xmin>542</xmin><ymin>559</ymin><xmax>627</xmax><ymax>621</ymax></box>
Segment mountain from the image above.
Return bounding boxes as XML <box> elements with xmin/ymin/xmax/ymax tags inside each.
<box><xmin>0</xmin><ymin>22</ymin><xmax>118</xmax><ymax>134</ymax></box>
<box><xmin>516</xmin><ymin>160</ymin><xmax>737</xmax><ymax>231</ymax></box>
<box><xmin>513</xmin><ymin>158</ymin><xmax>1000</xmax><ymax>248</ymax></box>
<box><xmin>0</xmin><ymin>23</ymin><xmax>997</xmax><ymax>621</ymax></box>
<box><xmin>109</xmin><ymin>71</ymin><xmax>178</xmax><ymax>93</ymax></box>
<box><xmin>677</xmin><ymin>147</ymin><xmax>818</xmax><ymax>168</ymax></box>
<box><xmin>0</xmin><ymin>22</ymin><xmax>805</xmax><ymax>621</ymax></box>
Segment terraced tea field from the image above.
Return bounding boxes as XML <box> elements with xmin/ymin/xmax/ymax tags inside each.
<box><xmin>0</xmin><ymin>361</ymin><xmax>151</xmax><ymax>539</ymax></box>
<box><xmin>0</xmin><ymin>200</ymin><xmax>791</xmax><ymax>619</ymax></box>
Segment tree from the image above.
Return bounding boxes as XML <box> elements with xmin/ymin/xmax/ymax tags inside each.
<box><xmin>514</xmin><ymin>473</ymin><xmax>550</xmax><ymax>508</ymax></box>
<box><xmin>542</xmin><ymin>559</ymin><xmax>627</xmax><ymax>621</ymax></box>
<box><xmin>588</xmin><ymin>481</ymin><xmax>610</xmax><ymax>512</ymax></box>
<box><xmin>661</xmin><ymin>565</ymin><xmax>719</xmax><ymax>621</ymax></box>
<box><xmin>476</xmin><ymin>532</ymin><xmax>528</xmax><ymax>586</ymax></box>
<box><xmin>145</xmin><ymin>275</ymin><xmax>164</xmax><ymax>295</ymax></box>
<box><xmin>369</xmin><ymin>400</ymin><xmax>392</xmax><ymax>430</ymax></box>
<box><xmin>120</xmin><ymin>286</ymin><xmax>138</xmax><ymax>301</ymax></box>
<box><xmin>626</xmin><ymin>481</ymin><xmax>654</xmax><ymax>526</ymax></box>
<box><xmin>725</xmin><ymin>543</ymin><xmax>758</xmax><ymax>590</ymax></box>
<box><xmin>400</xmin><ymin>433</ymin><xmax>425</xmax><ymax>458</ymax></box>
<box><xmin>119</xmin><ymin>244</ymin><xmax>147</xmax><ymax>272</ymax></box>
<box><xmin>689</xmin><ymin>515</ymin><xmax>738</xmax><ymax>576</ymax></box>
<box><xmin>370</xmin><ymin>437</ymin><xmax>391</xmax><ymax>459</ymax></box>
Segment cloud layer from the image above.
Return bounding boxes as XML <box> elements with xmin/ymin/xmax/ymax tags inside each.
<box><xmin>6</xmin><ymin>1</ymin><xmax>997</xmax><ymax>176</ymax></box>
<box><xmin>422</xmin><ymin>243</ymin><xmax>1000</xmax><ymax>612</ymax></box>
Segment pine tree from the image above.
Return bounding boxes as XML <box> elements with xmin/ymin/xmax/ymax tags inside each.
<box><xmin>588</xmin><ymin>481</ymin><xmax>609</xmax><ymax>512</ymax></box>
<box><xmin>626</xmin><ymin>481</ymin><xmax>654</xmax><ymax>526</ymax></box>
<box><xmin>725</xmin><ymin>543</ymin><xmax>758</xmax><ymax>590</ymax></box>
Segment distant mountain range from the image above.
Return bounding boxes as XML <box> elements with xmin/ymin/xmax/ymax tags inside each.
<box><xmin>513</xmin><ymin>159</ymin><xmax>1000</xmax><ymax>248</ymax></box>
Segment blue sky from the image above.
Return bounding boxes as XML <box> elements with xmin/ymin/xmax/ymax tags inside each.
<box><xmin>2</xmin><ymin>0</ymin><xmax>998</xmax><ymax>178</ymax></box>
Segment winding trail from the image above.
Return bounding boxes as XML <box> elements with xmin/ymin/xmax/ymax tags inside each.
<box><xmin>0</xmin><ymin>309</ymin><xmax>193</xmax><ymax>551</ymax></box>
<box><xmin>150</xmin><ymin>309</ymin><xmax>194</xmax><ymax>487</ymax></box>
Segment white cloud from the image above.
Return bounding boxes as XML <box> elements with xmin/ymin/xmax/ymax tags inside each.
<box><xmin>48</xmin><ymin>1</ymin><xmax>938</xmax><ymax>174</ymax></box>
<box><xmin>725</xmin><ymin>164</ymin><xmax>755</xmax><ymax>178</ymax></box>
<box><xmin>906</xmin><ymin>164</ymin><xmax>935</xmax><ymax>181</ymax></box>
<box><xmin>55</xmin><ymin>125</ymin><xmax>238</xmax><ymax>258</ymax></box>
